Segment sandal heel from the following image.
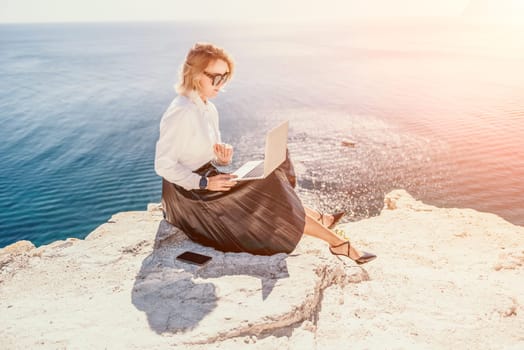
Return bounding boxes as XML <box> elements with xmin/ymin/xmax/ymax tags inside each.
<box><xmin>329</xmin><ymin>241</ymin><xmax>377</xmax><ymax>265</ymax></box>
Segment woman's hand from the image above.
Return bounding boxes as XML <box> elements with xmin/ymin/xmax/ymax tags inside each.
<box><xmin>206</xmin><ymin>174</ymin><xmax>238</xmax><ymax>191</ymax></box>
<box><xmin>213</xmin><ymin>143</ymin><xmax>233</xmax><ymax>165</ymax></box>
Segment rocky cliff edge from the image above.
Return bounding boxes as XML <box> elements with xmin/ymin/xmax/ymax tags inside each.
<box><xmin>1</xmin><ymin>190</ymin><xmax>523</xmax><ymax>349</ymax></box>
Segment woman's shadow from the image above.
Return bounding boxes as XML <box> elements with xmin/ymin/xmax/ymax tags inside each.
<box><xmin>131</xmin><ymin>220</ymin><xmax>291</xmax><ymax>334</ymax></box>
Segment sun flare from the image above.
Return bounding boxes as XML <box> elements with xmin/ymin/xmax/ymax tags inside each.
<box><xmin>463</xmin><ymin>0</ymin><xmax>524</xmax><ymax>22</ymax></box>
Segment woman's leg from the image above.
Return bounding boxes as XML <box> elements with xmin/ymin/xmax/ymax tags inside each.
<box><xmin>304</xmin><ymin>206</ymin><xmax>335</xmax><ymax>226</ymax></box>
<box><xmin>303</xmin><ymin>213</ymin><xmax>364</xmax><ymax>260</ymax></box>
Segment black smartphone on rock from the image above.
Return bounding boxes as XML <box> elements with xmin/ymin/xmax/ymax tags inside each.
<box><xmin>176</xmin><ymin>251</ymin><xmax>212</xmax><ymax>266</ymax></box>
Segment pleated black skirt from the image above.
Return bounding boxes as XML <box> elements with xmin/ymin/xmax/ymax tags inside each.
<box><xmin>161</xmin><ymin>152</ymin><xmax>305</xmax><ymax>255</ymax></box>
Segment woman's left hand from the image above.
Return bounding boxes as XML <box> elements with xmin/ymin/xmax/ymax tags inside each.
<box><xmin>213</xmin><ymin>143</ymin><xmax>233</xmax><ymax>165</ymax></box>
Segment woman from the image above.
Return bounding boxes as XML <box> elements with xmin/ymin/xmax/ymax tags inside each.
<box><xmin>154</xmin><ymin>42</ymin><xmax>376</xmax><ymax>264</ymax></box>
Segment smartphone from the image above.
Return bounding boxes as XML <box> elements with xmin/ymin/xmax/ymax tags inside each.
<box><xmin>175</xmin><ymin>251</ymin><xmax>212</xmax><ymax>266</ymax></box>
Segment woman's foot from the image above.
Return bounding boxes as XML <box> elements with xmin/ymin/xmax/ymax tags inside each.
<box><xmin>329</xmin><ymin>241</ymin><xmax>377</xmax><ymax>265</ymax></box>
<box><xmin>317</xmin><ymin>211</ymin><xmax>345</xmax><ymax>229</ymax></box>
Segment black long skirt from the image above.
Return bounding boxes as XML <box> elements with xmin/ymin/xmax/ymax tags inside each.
<box><xmin>161</xmin><ymin>153</ymin><xmax>306</xmax><ymax>255</ymax></box>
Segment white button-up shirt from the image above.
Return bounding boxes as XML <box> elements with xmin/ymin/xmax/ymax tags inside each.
<box><xmin>154</xmin><ymin>90</ymin><xmax>221</xmax><ymax>190</ymax></box>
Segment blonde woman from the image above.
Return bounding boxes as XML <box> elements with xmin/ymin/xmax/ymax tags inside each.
<box><xmin>154</xmin><ymin>43</ymin><xmax>376</xmax><ymax>264</ymax></box>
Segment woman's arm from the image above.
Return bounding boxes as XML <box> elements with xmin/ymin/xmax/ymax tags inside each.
<box><xmin>154</xmin><ymin>107</ymin><xmax>201</xmax><ymax>190</ymax></box>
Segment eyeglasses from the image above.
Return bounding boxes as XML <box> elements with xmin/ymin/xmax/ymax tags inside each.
<box><xmin>203</xmin><ymin>71</ymin><xmax>229</xmax><ymax>86</ymax></box>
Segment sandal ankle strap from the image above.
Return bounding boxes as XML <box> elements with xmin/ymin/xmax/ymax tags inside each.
<box><xmin>330</xmin><ymin>240</ymin><xmax>350</xmax><ymax>249</ymax></box>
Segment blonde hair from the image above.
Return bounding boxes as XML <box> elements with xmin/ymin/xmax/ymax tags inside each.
<box><xmin>175</xmin><ymin>42</ymin><xmax>235</xmax><ymax>95</ymax></box>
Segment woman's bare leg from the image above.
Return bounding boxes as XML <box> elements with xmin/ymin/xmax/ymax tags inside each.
<box><xmin>304</xmin><ymin>207</ymin><xmax>335</xmax><ymax>226</ymax></box>
<box><xmin>303</xmin><ymin>213</ymin><xmax>363</xmax><ymax>260</ymax></box>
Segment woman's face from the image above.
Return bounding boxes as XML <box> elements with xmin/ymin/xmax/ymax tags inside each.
<box><xmin>198</xmin><ymin>59</ymin><xmax>229</xmax><ymax>102</ymax></box>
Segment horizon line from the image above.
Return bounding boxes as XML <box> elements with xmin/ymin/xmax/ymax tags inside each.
<box><xmin>0</xmin><ymin>14</ymin><xmax>468</xmax><ymax>26</ymax></box>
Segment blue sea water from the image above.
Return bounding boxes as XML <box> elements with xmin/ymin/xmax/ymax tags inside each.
<box><xmin>1</xmin><ymin>20</ymin><xmax>523</xmax><ymax>248</ymax></box>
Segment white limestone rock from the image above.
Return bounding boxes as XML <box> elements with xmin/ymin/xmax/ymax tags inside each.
<box><xmin>1</xmin><ymin>190</ymin><xmax>523</xmax><ymax>349</ymax></box>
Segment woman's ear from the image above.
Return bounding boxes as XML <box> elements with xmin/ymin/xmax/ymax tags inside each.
<box><xmin>193</xmin><ymin>77</ymin><xmax>202</xmax><ymax>91</ymax></box>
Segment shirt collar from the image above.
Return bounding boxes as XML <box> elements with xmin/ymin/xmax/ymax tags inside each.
<box><xmin>187</xmin><ymin>90</ymin><xmax>210</xmax><ymax>113</ymax></box>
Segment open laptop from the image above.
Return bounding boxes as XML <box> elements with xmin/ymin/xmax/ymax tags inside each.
<box><xmin>232</xmin><ymin>121</ymin><xmax>288</xmax><ymax>181</ymax></box>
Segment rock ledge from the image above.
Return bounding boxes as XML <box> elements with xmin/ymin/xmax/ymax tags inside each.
<box><xmin>1</xmin><ymin>190</ymin><xmax>523</xmax><ymax>349</ymax></box>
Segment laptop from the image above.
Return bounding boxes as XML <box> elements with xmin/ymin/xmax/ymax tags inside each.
<box><xmin>232</xmin><ymin>121</ymin><xmax>289</xmax><ymax>181</ymax></box>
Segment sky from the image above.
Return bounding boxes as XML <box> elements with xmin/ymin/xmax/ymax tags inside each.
<box><xmin>0</xmin><ymin>0</ymin><xmax>471</xmax><ymax>23</ymax></box>
<box><xmin>462</xmin><ymin>0</ymin><xmax>524</xmax><ymax>21</ymax></box>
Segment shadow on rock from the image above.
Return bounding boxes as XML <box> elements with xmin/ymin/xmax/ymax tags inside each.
<box><xmin>132</xmin><ymin>220</ymin><xmax>291</xmax><ymax>334</ymax></box>
<box><xmin>195</xmin><ymin>251</ymin><xmax>290</xmax><ymax>301</ymax></box>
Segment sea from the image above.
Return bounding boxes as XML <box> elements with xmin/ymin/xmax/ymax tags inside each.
<box><xmin>1</xmin><ymin>18</ymin><xmax>523</xmax><ymax>248</ymax></box>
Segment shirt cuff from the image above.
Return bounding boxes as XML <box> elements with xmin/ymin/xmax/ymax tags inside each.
<box><xmin>189</xmin><ymin>173</ymin><xmax>202</xmax><ymax>191</ymax></box>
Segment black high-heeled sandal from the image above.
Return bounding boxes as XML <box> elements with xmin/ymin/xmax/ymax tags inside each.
<box><xmin>318</xmin><ymin>211</ymin><xmax>346</xmax><ymax>229</ymax></box>
<box><xmin>329</xmin><ymin>241</ymin><xmax>377</xmax><ymax>265</ymax></box>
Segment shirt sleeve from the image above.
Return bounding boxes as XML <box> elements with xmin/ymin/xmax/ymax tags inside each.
<box><xmin>209</xmin><ymin>102</ymin><xmax>222</xmax><ymax>143</ymax></box>
<box><xmin>154</xmin><ymin>106</ymin><xmax>201</xmax><ymax>190</ymax></box>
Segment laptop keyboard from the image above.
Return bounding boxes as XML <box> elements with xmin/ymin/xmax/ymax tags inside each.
<box><xmin>243</xmin><ymin>163</ymin><xmax>265</xmax><ymax>178</ymax></box>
